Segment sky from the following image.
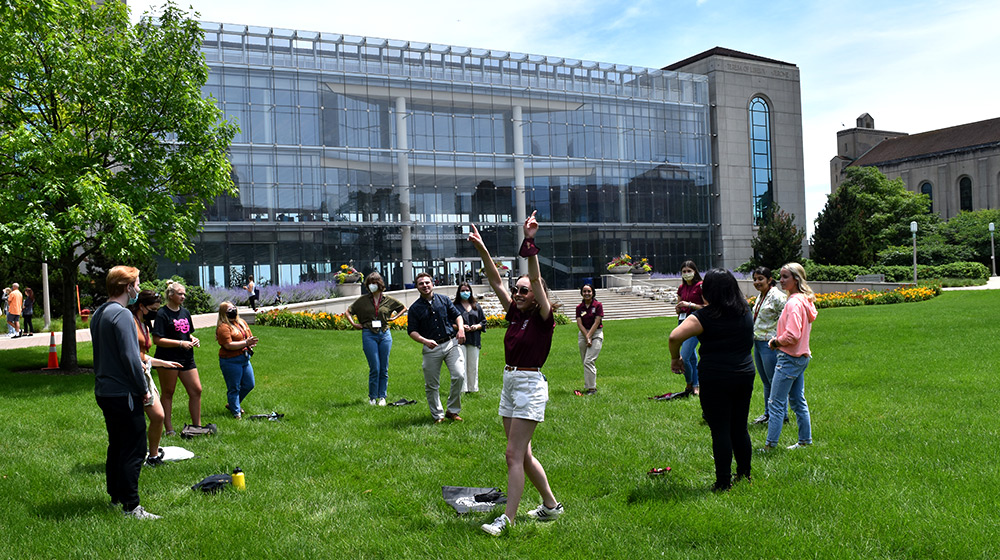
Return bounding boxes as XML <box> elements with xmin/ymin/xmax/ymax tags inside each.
<box><xmin>130</xmin><ymin>0</ymin><xmax>1000</xmax><ymax>238</ymax></box>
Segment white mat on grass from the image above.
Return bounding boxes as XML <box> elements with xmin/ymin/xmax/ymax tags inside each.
<box><xmin>161</xmin><ymin>446</ymin><xmax>195</xmax><ymax>462</ymax></box>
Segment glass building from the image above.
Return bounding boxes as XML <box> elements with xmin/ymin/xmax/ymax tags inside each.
<box><xmin>168</xmin><ymin>23</ymin><xmax>715</xmax><ymax>289</ymax></box>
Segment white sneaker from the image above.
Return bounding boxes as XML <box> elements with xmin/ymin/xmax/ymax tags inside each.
<box><xmin>787</xmin><ymin>442</ymin><xmax>811</xmax><ymax>450</ymax></box>
<box><xmin>378</xmin><ymin>398</ymin><xmax>386</xmax><ymax>406</ymax></box>
<box><xmin>124</xmin><ymin>505</ymin><xmax>161</xmax><ymax>520</ymax></box>
<box><xmin>526</xmin><ymin>502</ymin><xmax>564</xmax><ymax>522</ymax></box>
<box><xmin>481</xmin><ymin>514</ymin><xmax>512</xmax><ymax>536</ymax></box>
<box><xmin>369</xmin><ymin>399</ymin><xmax>377</xmax><ymax>406</ymax></box>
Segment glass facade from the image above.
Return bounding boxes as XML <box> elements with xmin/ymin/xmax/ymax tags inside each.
<box><xmin>165</xmin><ymin>23</ymin><xmax>714</xmax><ymax>289</ymax></box>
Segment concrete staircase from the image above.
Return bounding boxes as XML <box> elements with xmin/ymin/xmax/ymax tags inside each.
<box><xmin>475</xmin><ymin>287</ymin><xmax>679</xmax><ymax>322</ymax></box>
<box><xmin>549</xmin><ymin>289</ymin><xmax>678</xmax><ymax>321</ymax></box>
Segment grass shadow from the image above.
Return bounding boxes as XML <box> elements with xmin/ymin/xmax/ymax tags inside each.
<box><xmin>33</xmin><ymin>497</ymin><xmax>112</xmax><ymax>521</ymax></box>
<box><xmin>71</xmin><ymin>462</ymin><xmax>106</xmax><ymax>476</ymax></box>
<box><xmin>625</xmin><ymin>480</ymin><xmax>707</xmax><ymax>504</ymax></box>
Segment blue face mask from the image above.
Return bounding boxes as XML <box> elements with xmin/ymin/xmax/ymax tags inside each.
<box><xmin>127</xmin><ymin>287</ymin><xmax>138</xmax><ymax>306</ymax></box>
<box><xmin>460</xmin><ymin>291</ymin><xmax>471</xmax><ymax>300</ymax></box>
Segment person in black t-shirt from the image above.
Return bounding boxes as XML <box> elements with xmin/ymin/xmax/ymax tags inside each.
<box><xmin>669</xmin><ymin>268</ymin><xmax>754</xmax><ymax>492</ymax></box>
<box><xmin>152</xmin><ymin>281</ymin><xmax>203</xmax><ymax>435</ymax></box>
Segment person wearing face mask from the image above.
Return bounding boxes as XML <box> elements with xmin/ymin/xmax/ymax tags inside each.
<box><xmin>216</xmin><ymin>302</ymin><xmax>259</xmax><ymax>419</ymax></box>
<box><xmin>674</xmin><ymin>260</ymin><xmax>704</xmax><ymax>396</ymax></box>
<box><xmin>453</xmin><ymin>282</ymin><xmax>487</xmax><ymax>393</ymax></box>
<box><xmin>91</xmin><ymin>266</ymin><xmax>161</xmax><ymax>519</ymax></box>
<box><xmin>152</xmin><ymin>281</ymin><xmax>203</xmax><ymax>435</ymax></box>
<box><xmin>468</xmin><ymin>211</ymin><xmax>564</xmax><ymax>536</ymax></box>
<box><xmin>347</xmin><ymin>272</ymin><xmax>407</xmax><ymax>406</ymax></box>
<box><xmin>574</xmin><ymin>284</ymin><xmax>603</xmax><ymax>396</ymax></box>
<box><xmin>129</xmin><ymin>291</ymin><xmax>182</xmax><ymax>466</ymax></box>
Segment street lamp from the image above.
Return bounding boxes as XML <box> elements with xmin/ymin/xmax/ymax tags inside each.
<box><xmin>990</xmin><ymin>222</ymin><xmax>996</xmax><ymax>277</ymax></box>
<box><xmin>910</xmin><ymin>221</ymin><xmax>918</xmax><ymax>284</ymax></box>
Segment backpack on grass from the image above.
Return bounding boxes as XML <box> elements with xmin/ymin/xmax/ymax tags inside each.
<box><xmin>180</xmin><ymin>423</ymin><xmax>218</xmax><ymax>439</ymax></box>
<box><xmin>191</xmin><ymin>474</ymin><xmax>232</xmax><ymax>493</ymax></box>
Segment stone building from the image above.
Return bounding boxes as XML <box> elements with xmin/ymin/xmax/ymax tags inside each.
<box><xmin>831</xmin><ymin>114</ymin><xmax>1000</xmax><ymax>218</ymax></box>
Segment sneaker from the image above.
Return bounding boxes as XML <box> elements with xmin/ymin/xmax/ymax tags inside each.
<box><xmin>445</xmin><ymin>411</ymin><xmax>463</xmax><ymax>422</ymax></box>
<box><xmin>369</xmin><ymin>399</ymin><xmax>377</xmax><ymax>406</ymax></box>
<box><xmin>751</xmin><ymin>414</ymin><xmax>769</xmax><ymax>425</ymax></box>
<box><xmin>711</xmin><ymin>481</ymin><xmax>732</xmax><ymax>493</ymax></box>
<box><xmin>164</xmin><ymin>430</ymin><xmax>176</xmax><ymax>437</ymax></box>
<box><xmin>787</xmin><ymin>442</ymin><xmax>811</xmax><ymax>450</ymax></box>
<box><xmin>526</xmin><ymin>502</ymin><xmax>563</xmax><ymax>521</ymax></box>
<box><xmin>584</xmin><ymin>388</ymin><xmax>597</xmax><ymax>395</ymax></box>
<box><xmin>481</xmin><ymin>514</ymin><xmax>512</xmax><ymax>536</ymax></box>
<box><xmin>124</xmin><ymin>505</ymin><xmax>161</xmax><ymax>520</ymax></box>
<box><xmin>145</xmin><ymin>448</ymin><xmax>165</xmax><ymax>467</ymax></box>
<box><xmin>759</xmin><ymin>444</ymin><xmax>776</xmax><ymax>453</ymax></box>
<box><xmin>378</xmin><ymin>398</ymin><xmax>386</xmax><ymax>406</ymax></box>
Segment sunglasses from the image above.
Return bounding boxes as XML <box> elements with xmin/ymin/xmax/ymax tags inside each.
<box><xmin>514</xmin><ymin>286</ymin><xmax>532</xmax><ymax>295</ymax></box>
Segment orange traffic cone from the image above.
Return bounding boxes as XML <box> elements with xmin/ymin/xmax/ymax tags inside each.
<box><xmin>42</xmin><ymin>332</ymin><xmax>60</xmax><ymax>370</ymax></box>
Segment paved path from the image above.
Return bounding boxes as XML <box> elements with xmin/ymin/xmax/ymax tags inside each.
<box><xmin>940</xmin><ymin>276</ymin><xmax>1000</xmax><ymax>291</ymax></box>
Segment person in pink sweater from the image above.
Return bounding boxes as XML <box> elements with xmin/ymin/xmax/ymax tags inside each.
<box><xmin>763</xmin><ymin>262</ymin><xmax>817</xmax><ymax>451</ymax></box>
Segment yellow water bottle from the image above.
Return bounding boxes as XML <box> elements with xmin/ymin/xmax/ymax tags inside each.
<box><xmin>232</xmin><ymin>467</ymin><xmax>246</xmax><ymax>491</ymax></box>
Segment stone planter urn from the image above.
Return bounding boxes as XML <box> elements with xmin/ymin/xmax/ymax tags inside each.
<box><xmin>608</xmin><ymin>265</ymin><xmax>631</xmax><ymax>274</ymax></box>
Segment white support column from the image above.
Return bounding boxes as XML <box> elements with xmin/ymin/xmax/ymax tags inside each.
<box><xmin>395</xmin><ymin>96</ymin><xmax>413</xmax><ymax>287</ymax></box>
<box><xmin>617</xmin><ymin>114</ymin><xmax>628</xmax><ymax>256</ymax></box>
<box><xmin>513</xmin><ymin>105</ymin><xmax>527</xmax><ymax>276</ymax></box>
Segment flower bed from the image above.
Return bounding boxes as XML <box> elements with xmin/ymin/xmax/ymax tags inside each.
<box><xmin>256</xmin><ymin>309</ymin><xmax>570</xmax><ymax>331</ymax></box>
<box><xmin>748</xmin><ymin>284</ymin><xmax>942</xmax><ymax>309</ymax></box>
<box><xmin>206</xmin><ymin>281</ymin><xmax>340</xmax><ymax>309</ymax></box>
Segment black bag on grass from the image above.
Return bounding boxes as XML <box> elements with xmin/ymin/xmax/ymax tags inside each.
<box><xmin>192</xmin><ymin>474</ymin><xmax>232</xmax><ymax>493</ymax></box>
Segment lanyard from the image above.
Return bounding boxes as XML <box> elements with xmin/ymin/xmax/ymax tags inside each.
<box><xmin>753</xmin><ymin>289</ymin><xmax>768</xmax><ymax>322</ymax></box>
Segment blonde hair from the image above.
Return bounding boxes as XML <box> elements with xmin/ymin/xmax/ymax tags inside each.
<box><xmin>781</xmin><ymin>262</ymin><xmax>815</xmax><ymax>302</ymax></box>
<box><xmin>217</xmin><ymin>301</ymin><xmax>242</xmax><ymax>328</ymax></box>
<box><xmin>106</xmin><ymin>266</ymin><xmax>140</xmax><ymax>297</ymax></box>
<box><xmin>165</xmin><ymin>280</ymin><xmax>185</xmax><ymax>299</ymax></box>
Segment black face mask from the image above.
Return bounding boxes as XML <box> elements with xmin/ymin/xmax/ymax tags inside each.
<box><xmin>144</xmin><ymin>310</ymin><xmax>157</xmax><ymax>323</ymax></box>
<box><xmin>226</xmin><ymin>307</ymin><xmax>239</xmax><ymax>320</ymax></box>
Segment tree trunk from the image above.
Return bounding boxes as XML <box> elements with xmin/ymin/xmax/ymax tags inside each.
<box><xmin>59</xmin><ymin>256</ymin><xmax>79</xmax><ymax>371</ymax></box>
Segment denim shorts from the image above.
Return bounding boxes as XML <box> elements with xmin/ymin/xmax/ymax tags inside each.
<box><xmin>498</xmin><ymin>367</ymin><xmax>549</xmax><ymax>422</ymax></box>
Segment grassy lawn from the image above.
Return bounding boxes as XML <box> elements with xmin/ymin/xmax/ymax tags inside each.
<box><xmin>1</xmin><ymin>291</ymin><xmax>996</xmax><ymax>559</ymax></box>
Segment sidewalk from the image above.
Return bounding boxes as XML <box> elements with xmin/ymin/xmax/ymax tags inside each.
<box><xmin>0</xmin><ymin>308</ymin><xmax>232</xmax><ymax>351</ymax></box>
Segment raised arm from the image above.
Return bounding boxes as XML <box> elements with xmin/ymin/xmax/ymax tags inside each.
<box><xmin>522</xmin><ymin>211</ymin><xmax>551</xmax><ymax>321</ymax></box>
<box><xmin>468</xmin><ymin>223</ymin><xmax>512</xmax><ymax>311</ymax></box>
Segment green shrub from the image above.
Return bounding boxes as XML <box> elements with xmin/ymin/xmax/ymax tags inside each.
<box><xmin>139</xmin><ymin>276</ymin><xmax>214</xmax><ymax>314</ymax></box>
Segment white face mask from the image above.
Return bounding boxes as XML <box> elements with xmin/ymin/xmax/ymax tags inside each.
<box><xmin>368</xmin><ymin>283</ymin><xmax>379</xmax><ymax>293</ymax></box>
<box><xmin>682</xmin><ymin>272</ymin><xmax>695</xmax><ymax>282</ymax></box>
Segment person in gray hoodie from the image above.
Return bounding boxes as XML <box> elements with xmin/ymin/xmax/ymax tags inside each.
<box><xmin>91</xmin><ymin>265</ymin><xmax>161</xmax><ymax>520</ymax></box>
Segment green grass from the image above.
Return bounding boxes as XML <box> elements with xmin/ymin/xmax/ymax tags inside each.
<box><xmin>1</xmin><ymin>291</ymin><xmax>997</xmax><ymax>559</ymax></box>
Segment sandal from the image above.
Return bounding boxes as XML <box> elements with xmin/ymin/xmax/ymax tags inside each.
<box><xmin>647</xmin><ymin>467</ymin><xmax>671</xmax><ymax>476</ymax></box>
<box><xmin>573</xmin><ymin>390</ymin><xmax>584</xmax><ymax>396</ymax></box>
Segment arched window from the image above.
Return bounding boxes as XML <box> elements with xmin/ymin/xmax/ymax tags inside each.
<box><xmin>920</xmin><ymin>181</ymin><xmax>933</xmax><ymax>212</ymax></box>
<box><xmin>749</xmin><ymin>96</ymin><xmax>772</xmax><ymax>225</ymax></box>
<box><xmin>960</xmin><ymin>177</ymin><xmax>973</xmax><ymax>212</ymax></box>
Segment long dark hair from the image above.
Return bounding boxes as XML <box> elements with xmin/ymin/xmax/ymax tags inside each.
<box><xmin>130</xmin><ymin>290</ymin><xmax>162</xmax><ymax>326</ymax></box>
<box><xmin>680</xmin><ymin>260</ymin><xmax>702</xmax><ymax>284</ymax></box>
<box><xmin>454</xmin><ymin>282</ymin><xmax>477</xmax><ymax>305</ymax></box>
<box><xmin>700</xmin><ymin>268</ymin><xmax>749</xmax><ymax>318</ymax></box>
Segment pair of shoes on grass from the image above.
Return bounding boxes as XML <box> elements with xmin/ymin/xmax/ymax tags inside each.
<box><xmin>144</xmin><ymin>448</ymin><xmax>165</xmax><ymax>467</ymax></box>
<box><xmin>481</xmin><ymin>503</ymin><xmax>564</xmax><ymax>536</ymax></box>
<box><xmin>124</xmin><ymin>505</ymin><xmax>161</xmax><ymax>520</ymax></box>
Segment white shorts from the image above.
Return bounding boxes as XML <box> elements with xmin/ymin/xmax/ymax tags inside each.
<box><xmin>498</xmin><ymin>366</ymin><xmax>549</xmax><ymax>422</ymax></box>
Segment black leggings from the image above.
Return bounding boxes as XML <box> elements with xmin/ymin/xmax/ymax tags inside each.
<box><xmin>23</xmin><ymin>315</ymin><xmax>33</xmax><ymax>333</ymax></box>
<box><xmin>699</xmin><ymin>374</ymin><xmax>754</xmax><ymax>486</ymax></box>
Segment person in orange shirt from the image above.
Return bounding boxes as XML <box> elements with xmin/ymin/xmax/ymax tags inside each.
<box><xmin>215</xmin><ymin>302</ymin><xmax>258</xmax><ymax>419</ymax></box>
<box><xmin>7</xmin><ymin>283</ymin><xmax>23</xmax><ymax>338</ymax></box>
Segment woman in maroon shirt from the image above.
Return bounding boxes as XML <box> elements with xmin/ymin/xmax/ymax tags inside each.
<box><xmin>674</xmin><ymin>260</ymin><xmax>704</xmax><ymax>395</ymax></box>
<box><xmin>468</xmin><ymin>211</ymin><xmax>564</xmax><ymax>536</ymax></box>
<box><xmin>575</xmin><ymin>284</ymin><xmax>603</xmax><ymax>395</ymax></box>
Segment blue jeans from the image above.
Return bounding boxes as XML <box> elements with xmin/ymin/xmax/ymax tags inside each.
<box><xmin>766</xmin><ymin>352</ymin><xmax>812</xmax><ymax>446</ymax></box>
<box><xmin>753</xmin><ymin>340</ymin><xmax>778</xmax><ymax>415</ymax></box>
<box><xmin>362</xmin><ymin>329</ymin><xmax>392</xmax><ymax>400</ymax></box>
<box><xmin>680</xmin><ymin>322</ymin><xmax>699</xmax><ymax>387</ymax></box>
<box><xmin>219</xmin><ymin>354</ymin><xmax>255</xmax><ymax>416</ymax></box>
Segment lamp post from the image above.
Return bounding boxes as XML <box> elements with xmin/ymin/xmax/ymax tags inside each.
<box><xmin>990</xmin><ymin>222</ymin><xmax>996</xmax><ymax>277</ymax></box>
<box><xmin>910</xmin><ymin>221</ymin><xmax>918</xmax><ymax>284</ymax></box>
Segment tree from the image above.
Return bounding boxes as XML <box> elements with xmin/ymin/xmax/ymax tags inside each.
<box><xmin>811</xmin><ymin>167</ymin><xmax>933</xmax><ymax>266</ymax></box>
<box><xmin>749</xmin><ymin>201</ymin><xmax>805</xmax><ymax>271</ymax></box>
<box><xmin>0</xmin><ymin>1</ymin><xmax>237</xmax><ymax>369</ymax></box>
